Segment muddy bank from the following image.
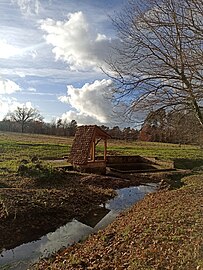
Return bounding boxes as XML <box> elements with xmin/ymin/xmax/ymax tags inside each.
<box><xmin>34</xmin><ymin>174</ymin><xmax>203</xmax><ymax>270</ymax></box>
<box><xmin>1</xmin><ymin>184</ymin><xmax>157</xmax><ymax>269</ymax></box>
<box><xmin>0</xmin><ymin>171</ymin><xmax>114</xmax><ymax>252</ymax></box>
<box><xmin>0</xmin><ymin>169</ymin><xmax>186</xmax><ymax>253</ymax></box>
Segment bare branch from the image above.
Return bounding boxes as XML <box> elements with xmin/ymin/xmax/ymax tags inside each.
<box><xmin>106</xmin><ymin>0</ymin><xmax>203</xmax><ymax>127</ymax></box>
<box><xmin>7</xmin><ymin>106</ymin><xmax>43</xmax><ymax>133</ymax></box>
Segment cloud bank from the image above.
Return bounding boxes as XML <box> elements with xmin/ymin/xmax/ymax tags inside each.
<box><xmin>0</xmin><ymin>79</ymin><xmax>21</xmax><ymax>94</ymax></box>
<box><xmin>0</xmin><ymin>98</ymin><xmax>33</xmax><ymax>120</ymax></box>
<box><xmin>12</xmin><ymin>0</ymin><xmax>40</xmax><ymax>15</ymax></box>
<box><xmin>0</xmin><ymin>78</ymin><xmax>32</xmax><ymax>120</ymax></box>
<box><xmin>40</xmin><ymin>11</ymin><xmax>114</xmax><ymax>71</ymax></box>
<box><xmin>0</xmin><ymin>97</ymin><xmax>20</xmax><ymax>120</ymax></box>
<box><xmin>58</xmin><ymin>79</ymin><xmax>115</xmax><ymax>125</ymax></box>
<box><xmin>0</xmin><ymin>40</ymin><xmax>22</xmax><ymax>59</ymax></box>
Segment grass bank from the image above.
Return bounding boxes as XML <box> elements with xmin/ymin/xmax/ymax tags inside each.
<box><xmin>34</xmin><ymin>174</ymin><xmax>203</xmax><ymax>270</ymax></box>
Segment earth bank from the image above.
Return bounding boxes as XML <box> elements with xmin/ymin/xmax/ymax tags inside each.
<box><xmin>33</xmin><ymin>174</ymin><xmax>203</xmax><ymax>270</ymax></box>
<box><xmin>0</xmin><ymin>166</ymin><xmax>174</xmax><ymax>253</ymax></box>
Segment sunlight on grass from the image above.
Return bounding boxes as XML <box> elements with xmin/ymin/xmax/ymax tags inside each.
<box><xmin>0</xmin><ymin>131</ymin><xmax>202</xmax><ymax>174</ymax></box>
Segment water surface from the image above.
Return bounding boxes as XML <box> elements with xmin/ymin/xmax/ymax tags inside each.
<box><xmin>0</xmin><ymin>184</ymin><xmax>157</xmax><ymax>269</ymax></box>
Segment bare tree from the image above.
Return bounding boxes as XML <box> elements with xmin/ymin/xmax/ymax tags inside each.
<box><xmin>6</xmin><ymin>106</ymin><xmax>43</xmax><ymax>133</ymax></box>
<box><xmin>107</xmin><ymin>0</ymin><xmax>203</xmax><ymax>127</ymax></box>
<box><xmin>139</xmin><ymin>108</ymin><xmax>203</xmax><ymax>144</ymax></box>
<box><xmin>68</xmin><ymin>119</ymin><xmax>77</xmax><ymax>136</ymax></box>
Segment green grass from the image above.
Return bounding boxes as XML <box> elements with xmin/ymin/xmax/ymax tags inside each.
<box><xmin>108</xmin><ymin>140</ymin><xmax>202</xmax><ymax>159</ymax></box>
<box><xmin>0</xmin><ymin>132</ymin><xmax>73</xmax><ymax>174</ymax></box>
<box><xmin>106</xmin><ymin>141</ymin><xmax>203</xmax><ymax>169</ymax></box>
<box><xmin>0</xmin><ymin>131</ymin><xmax>203</xmax><ymax>175</ymax></box>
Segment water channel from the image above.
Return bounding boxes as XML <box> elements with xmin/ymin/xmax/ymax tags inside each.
<box><xmin>0</xmin><ymin>184</ymin><xmax>157</xmax><ymax>270</ymax></box>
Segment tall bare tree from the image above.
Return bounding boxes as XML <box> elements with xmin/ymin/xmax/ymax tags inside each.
<box><xmin>107</xmin><ymin>0</ymin><xmax>203</xmax><ymax>127</ymax></box>
<box><xmin>7</xmin><ymin>106</ymin><xmax>43</xmax><ymax>133</ymax></box>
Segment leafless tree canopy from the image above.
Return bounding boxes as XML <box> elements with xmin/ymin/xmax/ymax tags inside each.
<box><xmin>107</xmin><ymin>0</ymin><xmax>203</xmax><ymax>127</ymax></box>
<box><xmin>6</xmin><ymin>106</ymin><xmax>43</xmax><ymax>133</ymax></box>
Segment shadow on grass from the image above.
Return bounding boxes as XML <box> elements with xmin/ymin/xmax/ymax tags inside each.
<box><xmin>174</xmin><ymin>158</ymin><xmax>203</xmax><ymax>170</ymax></box>
<box><xmin>167</xmin><ymin>173</ymin><xmax>187</xmax><ymax>189</ymax></box>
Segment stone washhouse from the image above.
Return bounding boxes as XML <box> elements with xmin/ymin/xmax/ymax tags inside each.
<box><xmin>69</xmin><ymin>125</ymin><xmax>174</xmax><ymax>175</ymax></box>
<box><xmin>69</xmin><ymin>125</ymin><xmax>111</xmax><ymax>174</ymax></box>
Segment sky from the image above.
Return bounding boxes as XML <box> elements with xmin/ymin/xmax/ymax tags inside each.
<box><xmin>0</xmin><ymin>0</ymin><xmax>129</xmax><ymax>127</ymax></box>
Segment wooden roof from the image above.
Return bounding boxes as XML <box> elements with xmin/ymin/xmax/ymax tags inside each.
<box><xmin>69</xmin><ymin>125</ymin><xmax>110</xmax><ymax>165</ymax></box>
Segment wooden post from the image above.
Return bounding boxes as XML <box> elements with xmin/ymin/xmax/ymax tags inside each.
<box><xmin>92</xmin><ymin>139</ymin><xmax>95</xmax><ymax>162</ymax></box>
<box><xmin>104</xmin><ymin>139</ymin><xmax>107</xmax><ymax>161</ymax></box>
<box><xmin>90</xmin><ymin>145</ymin><xmax>93</xmax><ymax>160</ymax></box>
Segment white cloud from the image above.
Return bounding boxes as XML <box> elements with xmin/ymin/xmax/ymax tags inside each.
<box><xmin>0</xmin><ymin>79</ymin><xmax>21</xmax><ymax>94</ymax></box>
<box><xmin>27</xmin><ymin>87</ymin><xmax>37</xmax><ymax>92</ymax></box>
<box><xmin>12</xmin><ymin>0</ymin><xmax>40</xmax><ymax>15</ymax></box>
<box><xmin>0</xmin><ymin>97</ymin><xmax>34</xmax><ymax>121</ymax></box>
<box><xmin>61</xmin><ymin>110</ymin><xmax>101</xmax><ymax>126</ymax></box>
<box><xmin>58</xmin><ymin>79</ymin><xmax>115</xmax><ymax>125</ymax></box>
<box><xmin>0</xmin><ymin>39</ymin><xmax>38</xmax><ymax>60</ymax></box>
<box><xmin>0</xmin><ymin>97</ymin><xmax>21</xmax><ymax>120</ymax></box>
<box><xmin>0</xmin><ymin>40</ymin><xmax>22</xmax><ymax>59</ymax></box>
<box><xmin>15</xmin><ymin>71</ymin><xmax>26</xmax><ymax>78</ymax></box>
<box><xmin>0</xmin><ymin>66</ymin><xmax>106</xmax><ymax>85</ymax></box>
<box><xmin>24</xmin><ymin>101</ymin><xmax>32</xmax><ymax>108</ymax></box>
<box><xmin>39</xmin><ymin>11</ymin><xmax>113</xmax><ymax>71</ymax></box>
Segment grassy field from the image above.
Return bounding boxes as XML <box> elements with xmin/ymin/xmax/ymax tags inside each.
<box><xmin>0</xmin><ymin>132</ymin><xmax>73</xmax><ymax>174</ymax></box>
<box><xmin>0</xmin><ymin>131</ymin><xmax>203</xmax><ymax>174</ymax></box>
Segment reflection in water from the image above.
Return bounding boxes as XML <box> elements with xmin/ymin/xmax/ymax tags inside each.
<box><xmin>0</xmin><ymin>184</ymin><xmax>157</xmax><ymax>269</ymax></box>
<box><xmin>95</xmin><ymin>184</ymin><xmax>156</xmax><ymax>230</ymax></box>
<box><xmin>78</xmin><ymin>207</ymin><xmax>110</xmax><ymax>228</ymax></box>
<box><xmin>0</xmin><ymin>220</ymin><xmax>92</xmax><ymax>270</ymax></box>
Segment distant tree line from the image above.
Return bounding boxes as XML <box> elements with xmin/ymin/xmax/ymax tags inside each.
<box><xmin>100</xmin><ymin>125</ymin><xmax>139</xmax><ymax>141</ymax></box>
<box><xmin>0</xmin><ymin>106</ymin><xmax>78</xmax><ymax>136</ymax></box>
<box><xmin>0</xmin><ymin>117</ymin><xmax>78</xmax><ymax>137</ymax></box>
<box><xmin>139</xmin><ymin>109</ymin><xmax>203</xmax><ymax>145</ymax></box>
<box><xmin>0</xmin><ymin>105</ymin><xmax>202</xmax><ymax>145</ymax></box>
<box><xmin>0</xmin><ymin>117</ymin><xmax>139</xmax><ymax>140</ymax></box>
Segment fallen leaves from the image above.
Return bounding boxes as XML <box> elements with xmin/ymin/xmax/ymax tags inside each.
<box><xmin>34</xmin><ymin>174</ymin><xmax>203</xmax><ymax>270</ymax></box>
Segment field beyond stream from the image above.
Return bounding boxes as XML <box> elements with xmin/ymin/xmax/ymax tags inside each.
<box><xmin>0</xmin><ymin>132</ymin><xmax>203</xmax><ymax>269</ymax></box>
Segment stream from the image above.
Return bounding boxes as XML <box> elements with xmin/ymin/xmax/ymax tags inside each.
<box><xmin>0</xmin><ymin>184</ymin><xmax>157</xmax><ymax>270</ymax></box>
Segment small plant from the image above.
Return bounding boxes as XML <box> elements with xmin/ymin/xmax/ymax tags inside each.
<box><xmin>17</xmin><ymin>158</ymin><xmax>59</xmax><ymax>181</ymax></box>
<box><xmin>122</xmin><ymin>226</ymin><xmax>131</xmax><ymax>240</ymax></box>
<box><xmin>69</xmin><ymin>254</ymin><xmax>81</xmax><ymax>266</ymax></box>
